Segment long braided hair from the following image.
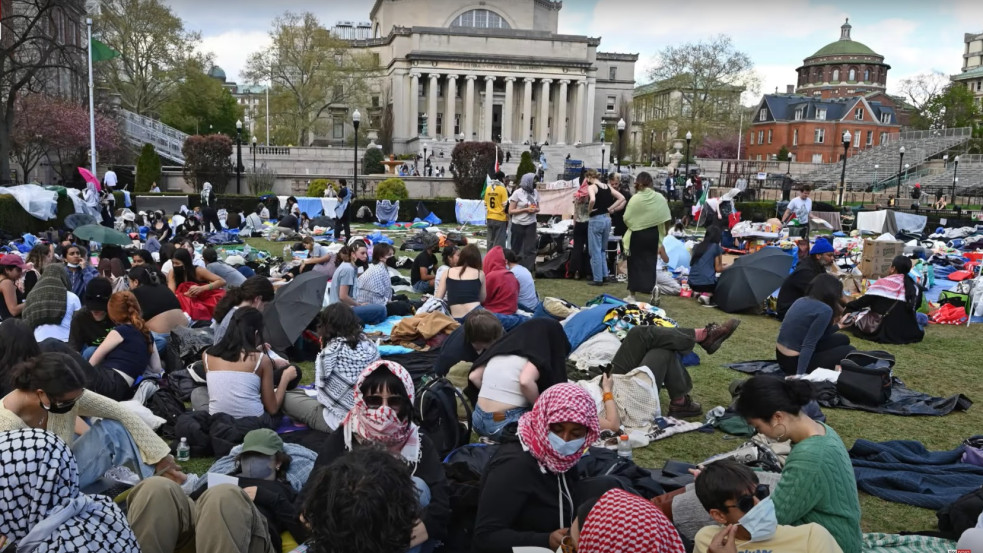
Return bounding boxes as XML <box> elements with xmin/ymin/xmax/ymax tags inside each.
<box><xmin>107</xmin><ymin>291</ymin><xmax>153</xmax><ymax>353</ymax></box>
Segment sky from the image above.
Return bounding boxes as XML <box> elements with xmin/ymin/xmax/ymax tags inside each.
<box><xmin>164</xmin><ymin>0</ymin><xmax>983</xmax><ymax>105</ymax></box>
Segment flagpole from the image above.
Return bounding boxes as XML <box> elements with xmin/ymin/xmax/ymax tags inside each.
<box><xmin>86</xmin><ymin>18</ymin><xmax>97</xmax><ymax>177</ymax></box>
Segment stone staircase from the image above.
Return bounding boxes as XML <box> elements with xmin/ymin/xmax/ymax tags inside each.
<box><xmin>121</xmin><ymin>109</ymin><xmax>188</xmax><ymax>164</ymax></box>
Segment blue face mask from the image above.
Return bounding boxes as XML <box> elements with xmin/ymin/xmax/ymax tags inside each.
<box><xmin>239</xmin><ymin>454</ymin><xmax>277</xmax><ymax>481</ymax></box>
<box><xmin>739</xmin><ymin>497</ymin><xmax>777</xmax><ymax>542</ymax></box>
<box><xmin>547</xmin><ymin>432</ymin><xmax>586</xmax><ymax>457</ymax></box>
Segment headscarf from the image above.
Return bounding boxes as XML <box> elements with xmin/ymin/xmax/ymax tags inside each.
<box><xmin>23</xmin><ymin>264</ymin><xmax>70</xmax><ymax>328</ymax></box>
<box><xmin>0</xmin><ymin>429</ymin><xmax>139</xmax><ymax>553</ymax></box>
<box><xmin>577</xmin><ymin>489</ymin><xmax>685</xmax><ymax>553</ymax></box>
<box><xmin>519</xmin><ymin>173</ymin><xmax>536</xmax><ymax>193</ymax></box>
<box><xmin>622</xmin><ymin>187</ymin><xmax>672</xmax><ymax>256</ymax></box>
<box><xmin>517</xmin><ymin>383</ymin><xmax>599</xmax><ymax>474</ymax></box>
<box><xmin>864</xmin><ymin>273</ymin><xmax>908</xmax><ymax>303</ymax></box>
<box><xmin>200</xmin><ymin>182</ymin><xmax>212</xmax><ymax>207</ymax></box>
<box><xmin>342</xmin><ymin>360</ymin><xmax>421</xmax><ymax>464</ymax></box>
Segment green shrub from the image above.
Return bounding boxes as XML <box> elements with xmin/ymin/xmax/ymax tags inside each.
<box><xmin>450</xmin><ymin>142</ymin><xmax>497</xmax><ymax>198</ymax></box>
<box><xmin>134</xmin><ymin>143</ymin><xmax>161</xmax><ymax>193</ymax></box>
<box><xmin>516</xmin><ymin>151</ymin><xmax>536</xmax><ymax>183</ymax></box>
<box><xmin>376</xmin><ymin>177</ymin><xmax>409</xmax><ymax>201</ymax></box>
<box><xmin>307</xmin><ymin>179</ymin><xmax>335</xmax><ymax>197</ymax></box>
<box><xmin>363</xmin><ymin>148</ymin><xmax>385</xmax><ymax>175</ymax></box>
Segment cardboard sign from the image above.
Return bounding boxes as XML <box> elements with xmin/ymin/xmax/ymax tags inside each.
<box><xmin>858</xmin><ymin>239</ymin><xmax>904</xmax><ymax>279</ymax></box>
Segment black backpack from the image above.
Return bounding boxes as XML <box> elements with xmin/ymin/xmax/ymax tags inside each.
<box><xmin>414</xmin><ymin>377</ymin><xmax>472</xmax><ymax>459</ymax></box>
<box><xmin>938</xmin><ymin>486</ymin><xmax>983</xmax><ymax>539</ymax></box>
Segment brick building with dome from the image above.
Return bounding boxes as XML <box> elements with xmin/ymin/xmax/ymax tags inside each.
<box><xmin>743</xmin><ymin>19</ymin><xmax>904</xmax><ymax>165</ymax></box>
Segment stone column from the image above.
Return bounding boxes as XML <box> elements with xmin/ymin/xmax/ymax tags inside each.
<box><xmin>503</xmin><ymin>77</ymin><xmax>515</xmax><ymax>143</ymax></box>
<box><xmin>522</xmin><ymin>78</ymin><xmax>535</xmax><ymax>144</ymax></box>
<box><xmin>464</xmin><ymin>75</ymin><xmax>477</xmax><ymax>141</ymax></box>
<box><xmin>575</xmin><ymin>80</ymin><xmax>586</xmax><ymax>144</ymax></box>
<box><xmin>427</xmin><ymin>73</ymin><xmax>440</xmax><ymax>138</ymax></box>
<box><xmin>445</xmin><ymin>74</ymin><xmax>459</xmax><ymax>141</ymax></box>
<box><xmin>409</xmin><ymin>72</ymin><xmax>420</xmax><ymax>138</ymax></box>
<box><xmin>557</xmin><ymin>80</ymin><xmax>570</xmax><ymax>145</ymax></box>
<box><xmin>538</xmin><ymin>79</ymin><xmax>552</xmax><ymax>143</ymax></box>
<box><xmin>585</xmin><ymin>78</ymin><xmax>596</xmax><ymax>143</ymax></box>
<box><xmin>483</xmin><ymin>76</ymin><xmax>495</xmax><ymax>141</ymax></box>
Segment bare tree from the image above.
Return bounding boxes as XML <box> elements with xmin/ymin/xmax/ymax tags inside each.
<box><xmin>244</xmin><ymin>11</ymin><xmax>379</xmax><ymax>146</ymax></box>
<box><xmin>898</xmin><ymin>71</ymin><xmax>949</xmax><ymax>113</ymax></box>
<box><xmin>0</xmin><ymin>0</ymin><xmax>87</xmax><ymax>183</ymax></box>
<box><xmin>96</xmin><ymin>0</ymin><xmax>210</xmax><ymax>116</ymax></box>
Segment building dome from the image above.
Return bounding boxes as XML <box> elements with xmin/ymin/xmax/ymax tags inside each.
<box><xmin>804</xmin><ymin>19</ymin><xmax>882</xmax><ymax>61</ymax></box>
<box><xmin>207</xmin><ymin>66</ymin><xmax>227</xmax><ymax>82</ymax></box>
<box><xmin>795</xmin><ymin>19</ymin><xmax>890</xmax><ymax>99</ymax></box>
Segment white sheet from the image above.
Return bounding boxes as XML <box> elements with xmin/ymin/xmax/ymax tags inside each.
<box><xmin>0</xmin><ymin>184</ymin><xmax>59</xmax><ymax>220</ymax></box>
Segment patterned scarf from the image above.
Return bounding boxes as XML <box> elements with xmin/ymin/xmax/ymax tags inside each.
<box><xmin>865</xmin><ymin>273</ymin><xmax>908</xmax><ymax>302</ymax></box>
<box><xmin>23</xmin><ymin>264</ymin><xmax>70</xmax><ymax>328</ymax></box>
<box><xmin>517</xmin><ymin>383</ymin><xmax>599</xmax><ymax>474</ymax></box>
<box><xmin>577</xmin><ymin>489</ymin><xmax>685</xmax><ymax>553</ymax></box>
<box><xmin>342</xmin><ymin>360</ymin><xmax>421</xmax><ymax>464</ymax></box>
<box><xmin>0</xmin><ymin>429</ymin><xmax>139</xmax><ymax>553</ymax></box>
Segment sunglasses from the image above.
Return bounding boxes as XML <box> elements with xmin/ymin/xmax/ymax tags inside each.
<box><xmin>727</xmin><ymin>483</ymin><xmax>770</xmax><ymax>513</ymax></box>
<box><xmin>364</xmin><ymin>394</ymin><xmax>408</xmax><ymax>412</ymax></box>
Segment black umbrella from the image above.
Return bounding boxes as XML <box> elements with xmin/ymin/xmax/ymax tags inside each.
<box><xmin>310</xmin><ymin>215</ymin><xmax>335</xmax><ymax>228</ymax></box>
<box><xmin>264</xmin><ymin>270</ymin><xmax>329</xmax><ymax>352</ymax></box>
<box><xmin>714</xmin><ymin>247</ymin><xmax>793</xmax><ymax>313</ymax></box>
<box><xmin>65</xmin><ymin>213</ymin><xmax>97</xmax><ymax>230</ymax></box>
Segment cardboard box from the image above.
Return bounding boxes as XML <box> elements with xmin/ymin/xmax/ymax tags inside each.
<box><xmin>858</xmin><ymin>239</ymin><xmax>904</xmax><ymax>278</ymax></box>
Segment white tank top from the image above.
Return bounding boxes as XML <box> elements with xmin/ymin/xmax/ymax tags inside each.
<box><xmin>478</xmin><ymin>355</ymin><xmax>531</xmax><ymax>407</ymax></box>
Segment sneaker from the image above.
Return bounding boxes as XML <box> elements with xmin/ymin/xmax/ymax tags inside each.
<box><xmin>668</xmin><ymin>396</ymin><xmax>703</xmax><ymax>418</ymax></box>
<box><xmin>104</xmin><ymin>465</ymin><xmax>140</xmax><ymax>486</ymax></box>
<box><xmin>587</xmin><ymin>280</ymin><xmax>604</xmax><ymax>287</ymax></box>
<box><xmin>624</xmin><ymin>295</ymin><xmax>637</xmax><ymax>304</ymax></box>
<box><xmin>604</xmin><ymin>275</ymin><xmax>618</xmax><ymax>283</ymax></box>
<box><xmin>700</xmin><ymin>318</ymin><xmax>740</xmax><ymax>354</ymax></box>
<box><xmin>650</xmin><ymin>285</ymin><xmax>660</xmax><ymax>306</ymax></box>
<box><xmin>698</xmin><ymin>294</ymin><xmax>711</xmax><ymax>306</ymax></box>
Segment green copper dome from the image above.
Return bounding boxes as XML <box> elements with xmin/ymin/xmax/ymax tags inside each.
<box><xmin>807</xmin><ymin>19</ymin><xmax>881</xmax><ymax>59</ymax></box>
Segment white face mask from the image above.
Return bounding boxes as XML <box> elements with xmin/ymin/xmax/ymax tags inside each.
<box><xmin>547</xmin><ymin>432</ymin><xmax>586</xmax><ymax>457</ymax></box>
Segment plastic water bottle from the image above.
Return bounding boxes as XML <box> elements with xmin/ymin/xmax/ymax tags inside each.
<box><xmin>282</xmin><ymin>245</ymin><xmax>291</xmax><ymax>261</ymax></box>
<box><xmin>176</xmin><ymin>437</ymin><xmax>190</xmax><ymax>462</ymax></box>
<box><xmin>617</xmin><ymin>434</ymin><xmax>633</xmax><ymax>460</ymax></box>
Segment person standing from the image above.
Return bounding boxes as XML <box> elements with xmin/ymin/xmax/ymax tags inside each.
<box><xmin>623</xmin><ymin>172</ymin><xmax>671</xmax><ymax>304</ymax></box>
<box><xmin>484</xmin><ymin>179</ymin><xmax>509</xmax><ymax>250</ymax></box>
<box><xmin>586</xmin><ymin>169</ymin><xmax>626</xmax><ymax>286</ymax></box>
<box><xmin>782</xmin><ymin>185</ymin><xmax>813</xmax><ymax>240</ymax></box>
<box><xmin>103</xmin><ymin>167</ymin><xmax>118</xmax><ymax>190</ymax></box>
<box><xmin>334</xmin><ymin>179</ymin><xmax>352</xmax><ymax>243</ymax></box>
<box><xmin>781</xmin><ymin>172</ymin><xmax>794</xmax><ymax>202</ymax></box>
<box><xmin>508</xmin><ymin>174</ymin><xmax>541</xmax><ymax>273</ymax></box>
<box><xmin>200</xmin><ymin>182</ymin><xmax>222</xmax><ymax>233</ymax></box>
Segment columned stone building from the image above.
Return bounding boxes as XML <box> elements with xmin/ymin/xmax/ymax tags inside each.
<box><xmin>343</xmin><ymin>0</ymin><xmax>637</xmax><ymax>153</ymax></box>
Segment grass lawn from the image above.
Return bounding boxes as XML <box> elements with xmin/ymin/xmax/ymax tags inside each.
<box><xmin>196</xmin><ymin>229</ymin><xmax>981</xmax><ymax>535</ymax></box>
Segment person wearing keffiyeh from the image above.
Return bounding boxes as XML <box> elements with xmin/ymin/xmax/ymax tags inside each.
<box><xmin>572</xmin><ymin>488</ymin><xmax>685</xmax><ymax>553</ymax></box>
<box><xmin>474</xmin><ymin>384</ymin><xmax>610</xmax><ymax>553</ymax></box>
<box><xmin>299</xmin><ymin>360</ymin><xmax>450</xmax><ymax>552</ymax></box>
<box><xmin>0</xmin><ymin>428</ymin><xmax>140</xmax><ymax>553</ymax></box>
<box><xmin>844</xmin><ymin>255</ymin><xmax>924</xmax><ymax>344</ymax></box>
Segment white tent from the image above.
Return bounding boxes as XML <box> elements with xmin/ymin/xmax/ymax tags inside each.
<box><xmin>856</xmin><ymin>210</ymin><xmax>927</xmax><ymax>235</ymax></box>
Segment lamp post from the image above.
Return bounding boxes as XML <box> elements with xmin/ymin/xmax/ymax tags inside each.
<box><xmin>616</xmin><ymin>118</ymin><xmax>626</xmax><ymax>174</ymax></box>
<box><xmin>787</xmin><ymin>154</ymin><xmax>793</xmax><ymax>173</ymax></box>
<box><xmin>896</xmin><ymin>146</ymin><xmax>905</xmax><ymax>196</ymax></box>
<box><xmin>235</xmin><ymin>119</ymin><xmax>243</xmax><ymax>195</ymax></box>
<box><xmin>353</xmin><ymin>109</ymin><xmax>361</xmax><ymax>199</ymax></box>
<box><xmin>251</xmin><ymin>136</ymin><xmax>257</xmax><ymax>172</ymax></box>
<box><xmin>838</xmin><ymin>130</ymin><xmax>851</xmax><ymax>206</ymax></box>
<box><xmin>601</xmin><ymin>144</ymin><xmax>606</xmax><ymax>175</ymax></box>
<box><xmin>873</xmin><ymin>164</ymin><xmax>878</xmax><ymax>191</ymax></box>
<box><xmin>903</xmin><ymin>163</ymin><xmax>910</xmax><ymax>195</ymax></box>
<box><xmin>684</xmin><ymin>131</ymin><xmax>692</xmax><ymax>181</ymax></box>
<box><xmin>952</xmin><ymin>155</ymin><xmax>960</xmax><ymax>210</ymax></box>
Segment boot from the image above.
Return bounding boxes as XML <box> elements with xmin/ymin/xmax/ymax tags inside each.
<box><xmin>668</xmin><ymin>395</ymin><xmax>703</xmax><ymax>418</ymax></box>
<box><xmin>700</xmin><ymin>319</ymin><xmax>740</xmax><ymax>355</ymax></box>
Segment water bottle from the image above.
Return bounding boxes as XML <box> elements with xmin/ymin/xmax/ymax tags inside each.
<box><xmin>617</xmin><ymin>434</ymin><xmax>633</xmax><ymax>460</ymax></box>
<box><xmin>176</xmin><ymin>437</ymin><xmax>190</xmax><ymax>462</ymax></box>
<box><xmin>282</xmin><ymin>245</ymin><xmax>291</xmax><ymax>261</ymax></box>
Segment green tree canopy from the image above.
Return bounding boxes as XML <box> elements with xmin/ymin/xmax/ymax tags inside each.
<box><xmin>160</xmin><ymin>64</ymin><xmax>244</xmax><ymax>137</ymax></box>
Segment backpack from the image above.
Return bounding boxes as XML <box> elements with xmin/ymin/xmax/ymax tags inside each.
<box><xmin>938</xmin><ymin>486</ymin><xmax>983</xmax><ymax>539</ymax></box>
<box><xmin>414</xmin><ymin>376</ymin><xmax>472</xmax><ymax>459</ymax></box>
<box><xmin>144</xmin><ymin>387</ymin><xmax>187</xmax><ymax>441</ymax></box>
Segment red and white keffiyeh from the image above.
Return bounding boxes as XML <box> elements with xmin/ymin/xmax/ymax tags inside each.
<box><xmin>342</xmin><ymin>360</ymin><xmax>421</xmax><ymax>464</ymax></box>
<box><xmin>517</xmin><ymin>383</ymin><xmax>599</xmax><ymax>474</ymax></box>
<box><xmin>577</xmin><ymin>489</ymin><xmax>685</xmax><ymax>553</ymax></box>
<box><xmin>865</xmin><ymin>273</ymin><xmax>907</xmax><ymax>302</ymax></box>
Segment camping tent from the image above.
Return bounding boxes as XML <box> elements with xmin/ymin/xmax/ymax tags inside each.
<box><xmin>856</xmin><ymin>210</ymin><xmax>928</xmax><ymax>235</ymax></box>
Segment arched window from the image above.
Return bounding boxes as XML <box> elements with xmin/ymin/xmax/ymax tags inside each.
<box><xmin>832</xmin><ymin>69</ymin><xmax>840</xmax><ymax>81</ymax></box>
<box><xmin>848</xmin><ymin>69</ymin><xmax>856</xmax><ymax>81</ymax></box>
<box><xmin>451</xmin><ymin>9</ymin><xmax>511</xmax><ymax>29</ymax></box>
<box><xmin>864</xmin><ymin>69</ymin><xmax>870</xmax><ymax>81</ymax></box>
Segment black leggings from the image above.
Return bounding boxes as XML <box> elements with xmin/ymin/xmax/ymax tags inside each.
<box><xmin>777</xmin><ymin>333</ymin><xmax>855</xmax><ymax>376</ymax></box>
<box><xmin>201</xmin><ymin>207</ymin><xmax>222</xmax><ymax>233</ymax></box>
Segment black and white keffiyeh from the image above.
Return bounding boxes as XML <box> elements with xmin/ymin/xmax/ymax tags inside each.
<box><xmin>0</xmin><ymin>429</ymin><xmax>140</xmax><ymax>553</ymax></box>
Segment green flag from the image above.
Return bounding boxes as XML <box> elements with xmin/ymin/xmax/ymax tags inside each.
<box><xmin>91</xmin><ymin>38</ymin><xmax>120</xmax><ymax>62</ymax></box>
<box><xmin>480</xmin><ymin>174</ymin><xmax>491</xmax><ymax>199</ymax></box>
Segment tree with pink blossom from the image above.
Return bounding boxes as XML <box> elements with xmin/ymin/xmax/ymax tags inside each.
<box><xmin>696</xmin><ymin>134</ymin><xmax>740</xmax><ymax>160</ymax></box>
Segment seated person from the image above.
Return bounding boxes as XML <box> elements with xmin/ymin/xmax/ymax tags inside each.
<box><xmin>777</xmin><ymin>274</ymin><xmax>856</xmax><ymax>376</ymax></box>
<box><xmin>844</xmin><ymin>255</ymin><xmax>924</xmax><ymax>344</ymax></box>
<box><xmin>505</xmin><ymin>249</ymin><xmax>539</xmax><ymax>312</ymax></box>
<box><xmin>570</xmin><ymin>489</ymin><xmax>685</xmax><ymax>553</ymax></box>
<box><xmin>277</xmin><ymin>212</ymin><xmax>299</xmax><ymax>231</ymax></box>
<box><xmin>300</xmin><ymin>361</ymin><xmax>450</xmax><ymax>552</ymax></box>
<box><xmin>482</xmin><ymin>246</ymin><xmax>520</xmax><ymax>316</ymax></box>
<box><xmin>609</xmin><ymin>320</ymin><xmax>739</xmax><ymax>419</ymax></box>
<box><xmin>435</xmin><ymin>309</ymin><xmax>504</xmax><ymax>376</ymax></box>
<box><xmin>202</xmin><ymin>247</ymin><xmax>246</xmax><ymax>288</ymax></box>
<box><xmin>69</xmin><ymin>277</ymin><xmax>115</xmax><ymax>359</ymax></box>
<box><xmin>411</xmin><ymin>234</ymin><xmax>440</xmax><ymax>294</ymax></box>
<box><xmin>0</xmin><ymin>428</ymin><xmax>141</xmax><ymax>552</ymax></box>
<box><xmin>294</xmin><ymin>447</ymin><xmax>420</xmax><ymax>553</ymax></box>
<box><xmin>0</xmin><ymin>352</ymin><xmax>182</xmax><ymax>489</ymax></box>
<box><xmin>777</xmin><ymin>238</ymin><xmax>835</xmax><ymax>320</ymax></box>
<box><xmin>128</xmin><ymin>266</ymin><xmax>186</xmax><ymax>353</ymax></box>
<box><xmin>127</xmin><ymin>429</ymin><xmax>307</xmax><ymax>553</ymax></box>
<box><xmin>283</xmin><ymin>304</ymin><xmax>380</xmax><ymax>432</ymax></box>
<box><xmin>693</xmin><ymin>459</ymin><xmax>842</xmax><ymax>553</ymax></box>
<box><xmin>434</xmin><ymin>245</ymin><xmax>460</xmax><ymax>300</ymax></box>
<box><xmin>211</xmin><ymin>275</ymin><xmax>275</xmax><ymax>344</ymax></box>
<box><xmin>87</xmin><ymin>291</ymin><xmax>163</xmax><ymax>401</ymax></box>
<box><xmin>167</xmin><ymin>249</ymin><xmax>226</xmax><ymax>322</ymax></box>
<box><xmin>225</xmin><ymin>209</ymin><xmax>243</xmax><ymax>230</ymax></box>
<box><xmin>201</xmin><ymin>307</ymin><xmax>296</xmax><ymax>423</ymax></box>
<box><xmin>688</xmin><ymin>226</ymin><xmax>727</xmax><ymax>301</ymax></box>
<box><xmin>328</xmin><ymin>244</ymin><xmax>386</xmax><ymax>325</ymax></box>
<box><xmin>356</xmin><ymin>243</ymin><xmax>395</xmax><ymax>306</ymax></box>
<box><xmin>435</xmin><ymin>244</ymin><xmax>486</xmax><ymax>319</ymax></box>
<box><xmin>63</xmin><ymin>245</ymin><xmax>98</xmax><ymax>299</ymax></box>
<box><xmin>295</xmin><ymin>236</ymin><xmax>337</xmax><ymax>277</ymax></box>
<box><xmin>473</xmin><ymin>384</ymin><xmax>609</xmax><ymax>553</ymax></box>
<box><xmin>23</xmin><ymin>264</ymin><xmax>81</xmax><ymax>343</ymax></box>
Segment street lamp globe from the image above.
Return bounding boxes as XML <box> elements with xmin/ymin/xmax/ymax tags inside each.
<box><xmin>617</xmin><ymin>118</ymin><xmax>626</xmax><ymax>131</ymax></box>
<box><xmin>899</xmin><ymin>146</ymin><xmax>905</xmax><ymax>155</ymax></box>
<box><xmin>842</xmin><ymin>130</ymin><xmax>851</xmax><ymax>145</ymax></box>
<box><xmin>352</xmin><ymin>109</ymin><xmax>361</xmax><ymax>124</ymax></box>
<box><xmin>252</xmin><ymin>136</ymin><xmax>257</xmax><ymax>146</ymax></box>
<box><xmin>236</xmin><ymin>119</ymin><xmax>242</xmax><ymax>131</ymax></box>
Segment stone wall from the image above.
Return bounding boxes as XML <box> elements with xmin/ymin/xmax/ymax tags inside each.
<box><xmin>160</xmin><ymin>170</ymin><xmax>458</xmax><ymax>198</ymax></box>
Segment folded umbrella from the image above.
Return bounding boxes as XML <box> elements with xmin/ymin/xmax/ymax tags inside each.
<box><xmin>714</xmin><ymin>247</ymin><xmax>793</xmax><ymax>313</ymax></box>
<box><xmin>65</xmin><ymin>213</ymin><xmax>98</xmax><ymax>230</ymax></box>
<box><xmin>264</xmin><ymin>270</ymin><xmax>329</xmax><ymax>352</ymax></box>
<box><xmin>72</xmin><ymin>224</ymin><xmax>132</xmax><ymax>246</ymax></box>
